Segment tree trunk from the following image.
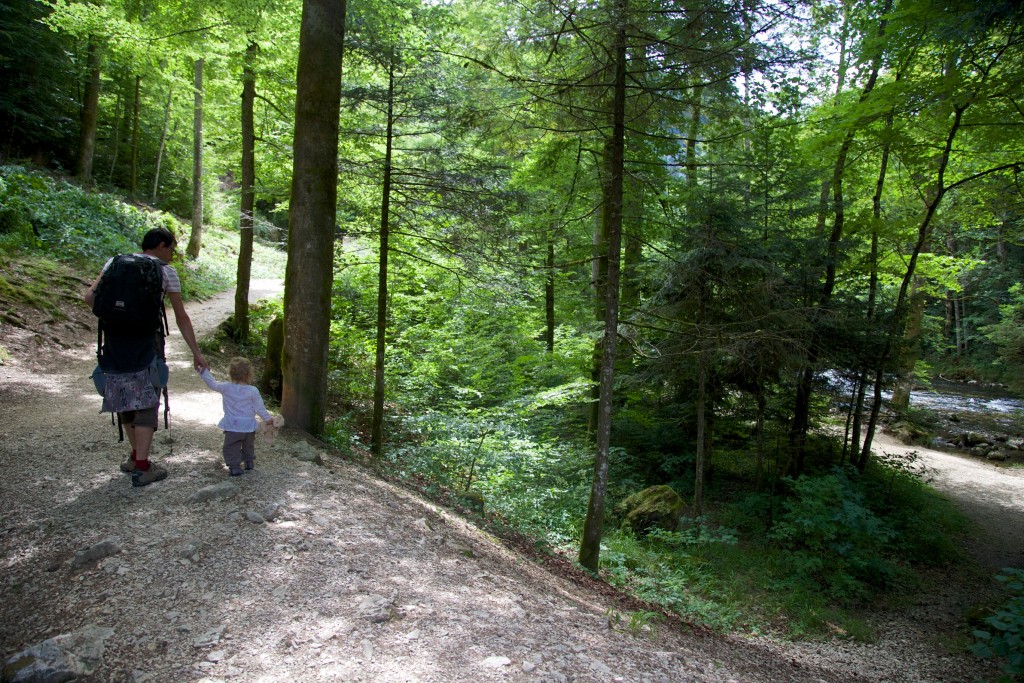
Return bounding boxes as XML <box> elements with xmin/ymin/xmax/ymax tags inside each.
<box><xmin>754</xmin><ymin>392</ymin><xmax>766</xmax><ymax>490</ymax></box>
<box><xmin>234</xmin><ymin>42</ymin><xmax>258</xmax><ymax>342</ymax></box>
<box><xmin>188</xmin><ymin>58</ymin><xmax>205</xmax><ymax>258</ymax></box>
<box><xmin>959</xmin><ymin>297</ymin><xmax>968</xmax><ymax>355</ymax></box>
<box><xmin>281</xmin><ymin>0</ymin><xmax>346</xmax><ymax>435</ymax></box>
<box><xmin>693</xmin><ymin>355</ymin><xmax>708</xmax><ymax>517</ymax></box>
<box><xmin>857</xmin><ymin>367</ymin><xmax>885</xmax><ymax>471</ymax></box>
<box><xmin>860</xmin><ymin>102</ymin><xmax>970</xmax><ymax>469</ymax></box>
<box><xmin>579</xmin><ymin>0</ymin><xmax>627</xmax><ymax>573</ymax></box>
<box><xmin>108</xmin><ymin>85</ymin><xmax>123</xmax><ymax>183</ymax></box>
<box><xmin>545</xmin><ymin>235</ymin><xmax>555</xmax><ymax>353</ymax></box>
<box><xmin>588</xmin><ymin>211</ymin><xmax>606</xmax><ymax>437</ymax></box>
<box><xmin>75</xmin><ymin>37</ymin><xmax>101</xmax><ymax>185</ymax></box>
<box><xmin>129</xmin><ymin>75</ymin><xmax>141</xmax><ymax>198</ymax></box>
<box><xmin>890</xmin><ymin>275</ymin><xmax>926</xmax><ymax>413</ymax></box>
<box><xmin>789</xmin><ymin>2</ymin><xmax>890</xmax><ymax>469</ymax></box>
<box><xmin>684</xmin><ymin>87</ymin><xmax>702</xmax><ymax>182</ymax></box>
<box><xmin>850</xmin><ymin>107</ymin><xmax>892</xmax><ymax>463</ymax></box>
<box><xmin>954</xmin><ymin>296</ymin><xmax>964</xmax><ymax>357</ymax></box>
<box><xmin>153</xmin><ymin>86</ymin><xmax>173</xmax><ymax>203</ymax></box>
<box><xmin>259</xmin><ymin>315</ymin><xmax>284</xmax><ymax>401</ymax></box>
<box><xmin>621</xmin><ymin>174</ymin><xmax>642</xmax><ymax>314</ymax></box>
<box><xmin>371</xmin><ymin>54</ymin><xmax>395</xmax><ymax>456</ymax></box>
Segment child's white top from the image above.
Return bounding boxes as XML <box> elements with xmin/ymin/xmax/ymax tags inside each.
<box><xmin>199</xmin><ymin>368</ymin><xmax>272</xmax><ymax>433</ymax></box>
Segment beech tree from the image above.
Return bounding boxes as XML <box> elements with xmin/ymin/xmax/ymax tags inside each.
<box><xmin>281</xmin><ymin>0</ymin><xmax>346</xmax><ymax>435</ymax></box>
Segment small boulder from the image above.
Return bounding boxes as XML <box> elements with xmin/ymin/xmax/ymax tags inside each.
<box><xmin>188</xmin><ymin>482</ymin><xmax>240</xmax><ymax>504</ymax></box>
<box><xmin>3</xmin><ymin>626</ymin><xmax>113</xmax><ymax>682</ymax></box>
<box><xmin>71</xmin><ymin>539</ymin><xmax>121</xmax><ymax>569</ymax></box>
<box><xmin>616</xmin><ymin>485</ymin><xmax>686</xmax><ymax>535</ymax></box>
<box><xmin>961</xmin><ymin>432</ymin><xmax>990</xmax><ymax>448</ymax></box>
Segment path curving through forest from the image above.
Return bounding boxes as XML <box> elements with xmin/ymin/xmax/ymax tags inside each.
<box><xmin>871</xmin><ymin>430</ymin><xmax>1024</xmax><ymax>571</ymax></box>
<box><xmin>0</xmin><ymin>280</ymin><xmax>1013</xmax><ymax>682</ymax></box>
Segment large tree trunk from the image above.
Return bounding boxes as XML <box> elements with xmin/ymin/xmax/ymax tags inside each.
<box><xmin>234</xmin><ymin>42</ymin><xmax>258</xmax><ymax>342</ymax></box>
<box><xmin>188</xmin><ymin>58</ymin><xmax>205</xmax><ymax>258</ymax></box>
<box><xmin>371</xmin><ymin>54</ymin><xmax>395</xmax><ymax>456</ymax></box>
<box><xmin>281</xmin><ymin>0</ymin><xmax>346</xmax><ymax>435</ymax></box>
<box><xmin>579</xmin><ymin>0</ymin><xmax>627</xmax><ymax>573</ymax></box>
<box><xmin>75</xmin><ymin>37</ymin><xmax>101</xmax><ymax>185</ymax></box>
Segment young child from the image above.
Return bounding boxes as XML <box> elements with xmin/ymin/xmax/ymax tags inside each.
<box><xmin>198</xmin><ymin>357</ymin><xmax>278</xmax><ymax>476</ymax></box>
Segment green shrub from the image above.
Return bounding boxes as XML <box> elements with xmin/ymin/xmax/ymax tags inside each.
<box><xmin>769</xmin><ymin>467</ymin><xmax>900</xmax><ymax>603</ymax></box>
<box><xmin>973</xmin><ymin>568</ymin><xmax>1024</xmax><ymax>680</ymax></box>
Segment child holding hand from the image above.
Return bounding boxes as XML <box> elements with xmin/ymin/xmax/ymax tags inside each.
<box><xmin>199</xmin><ymin>357</ymin><xmax>280</xmax><ymax>476</ymax></box>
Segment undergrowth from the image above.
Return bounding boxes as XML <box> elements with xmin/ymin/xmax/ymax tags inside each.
<box><xmin>0</xmin><ymin>164</ymin><xmax>285</xmax><ymax>305</ymax></box>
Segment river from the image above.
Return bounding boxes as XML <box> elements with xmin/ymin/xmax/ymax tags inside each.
<box><xmin>905</xmin><ymin>378</ymin><xmax>1024</xmax><ymax>437</ymax></box>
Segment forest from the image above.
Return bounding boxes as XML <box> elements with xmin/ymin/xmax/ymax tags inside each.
<box><xmin>2</xmin><ymin>0</ymin><xmax>1024</xmax><ymax>661</ymax></box>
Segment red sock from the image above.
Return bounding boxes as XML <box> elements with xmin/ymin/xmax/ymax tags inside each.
<box><xmin>135</xmin><ymin>459</ymin><xmax>151</xmax><ymax>472</ymax></box>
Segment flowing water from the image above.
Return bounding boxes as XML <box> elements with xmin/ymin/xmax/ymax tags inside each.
<box><xmin>826</xmin><ymin>371</ymin><xmax>1024</xmax><ymax>441</ymax></box>
<box><xmin>907</xmin><ymin>379</ymin><xmax>1024</xmax><ymax>438</ymax></box>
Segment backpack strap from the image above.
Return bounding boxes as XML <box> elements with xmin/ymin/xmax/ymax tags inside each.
<box><xmin>96</xmin><ymin>321</ymin><xmax>104</xmax><ymax>365</ymax></box>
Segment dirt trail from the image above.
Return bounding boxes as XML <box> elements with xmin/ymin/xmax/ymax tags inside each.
<box><xmin>0</xmin><ymin>284</ymin><xmax>1014</xmax><ymax>682</ymax></box>
<box><xmin>871</xmin><ymin>430</ymin><xmax>1024</xmax><ymax>571</ymax></box>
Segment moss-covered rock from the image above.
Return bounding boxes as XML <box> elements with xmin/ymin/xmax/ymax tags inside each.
<box><xmin>616</xmin><ymin>485</ymin><xmax>686</xmax><ymax>535</ymax></box>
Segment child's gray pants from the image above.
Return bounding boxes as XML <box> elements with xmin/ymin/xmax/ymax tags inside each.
<box><xmin>223</xmin><ymin>431</ymin><xmax>256</xmax><ymax>468</ymax></box>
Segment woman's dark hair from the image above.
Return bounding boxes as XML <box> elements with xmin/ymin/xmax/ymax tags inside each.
<box><xmin>141</xmin><ymin>227</ymin><xmax>176</xmax><ymax>251</ymax></box>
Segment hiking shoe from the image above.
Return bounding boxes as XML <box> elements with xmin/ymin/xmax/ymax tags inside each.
<box><xmin>244</xmin><ymin>461</ymin><xmax>254</xmax><ymax>471</ymax></box>
<box><xmin>229</xmin><ymin>467</ymin><xmax>244</xmax><ymax>477</ymax></box>
<box><xmin>132</xmin><ymin>464</ymin><xmax>168</xmax><ymax>487</ymax></box>
<box><xmin>120</xmin><ymin>459</ymin><xmax>134</xmax><ymax>474</ymax></box>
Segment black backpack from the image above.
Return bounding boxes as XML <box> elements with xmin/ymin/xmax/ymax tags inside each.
<box><xmin>92</xmin><ymin>254</ymin><xmax>171</xmax><ymax>438</ymax></box>
<box><xmin>91</xmin><ymin>254</ymin><xmax>165</xmax><ymax>336</ymax></box>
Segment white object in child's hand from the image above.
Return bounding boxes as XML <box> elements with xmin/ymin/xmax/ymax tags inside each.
<box><xmin>260</xmin><ymin>414</ymin><xmax>285</xmax><ymax>442</ymax></box>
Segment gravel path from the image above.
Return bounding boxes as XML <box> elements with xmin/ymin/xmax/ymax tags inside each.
<box><xmin>0</xmin><ymin>283</ymin><xmax>1015</xmax><ymax>682</ymax></box>
<box><xmin>871</xmin><ymin>432</ymin><xmax>1024</xmax><ymax>572</ymax></box>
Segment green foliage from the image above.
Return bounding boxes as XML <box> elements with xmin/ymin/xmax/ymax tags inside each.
<box><xmin>598</xmin><ymin>525</ymin><xmax>748</xmax><ymax>631</ymax></box>
<box><xmin>769</xmin><ymin>467</ymin><xmax>901</xmax><ymax>603</ymax></box>
<box><xmin>972</xmin><ymin>568</ymin><xmax>1024</xmax><ymax>680</ymax></box>
<box><xmin>605</xmin><ymin>608</ymin><xmax>663</xmax><ymax>639</ymax></box>
<box><xmin>0</xmin><ymin>0</ymin><xmax>80</xmax><ymax>166</ymax></box>
<box><xmin>0</xmin><ymin>165</ymin><xmax>281</xmax><ymax>304</ymax></box>
<box><xmin>0</xmin><ymin>165</ymin><xmax>158</xmax><ymax>262</ymax></box>
<box><xmin>982</xmin><ymin>283</ymin><xmax>1024</xmax><ymax>392</ymax></box>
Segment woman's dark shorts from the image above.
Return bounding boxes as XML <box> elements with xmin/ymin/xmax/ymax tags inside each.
<box><xmin>120</xmin><ymin>406</ymin><xmax>158</xmax><ymax>430</ymax></box>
